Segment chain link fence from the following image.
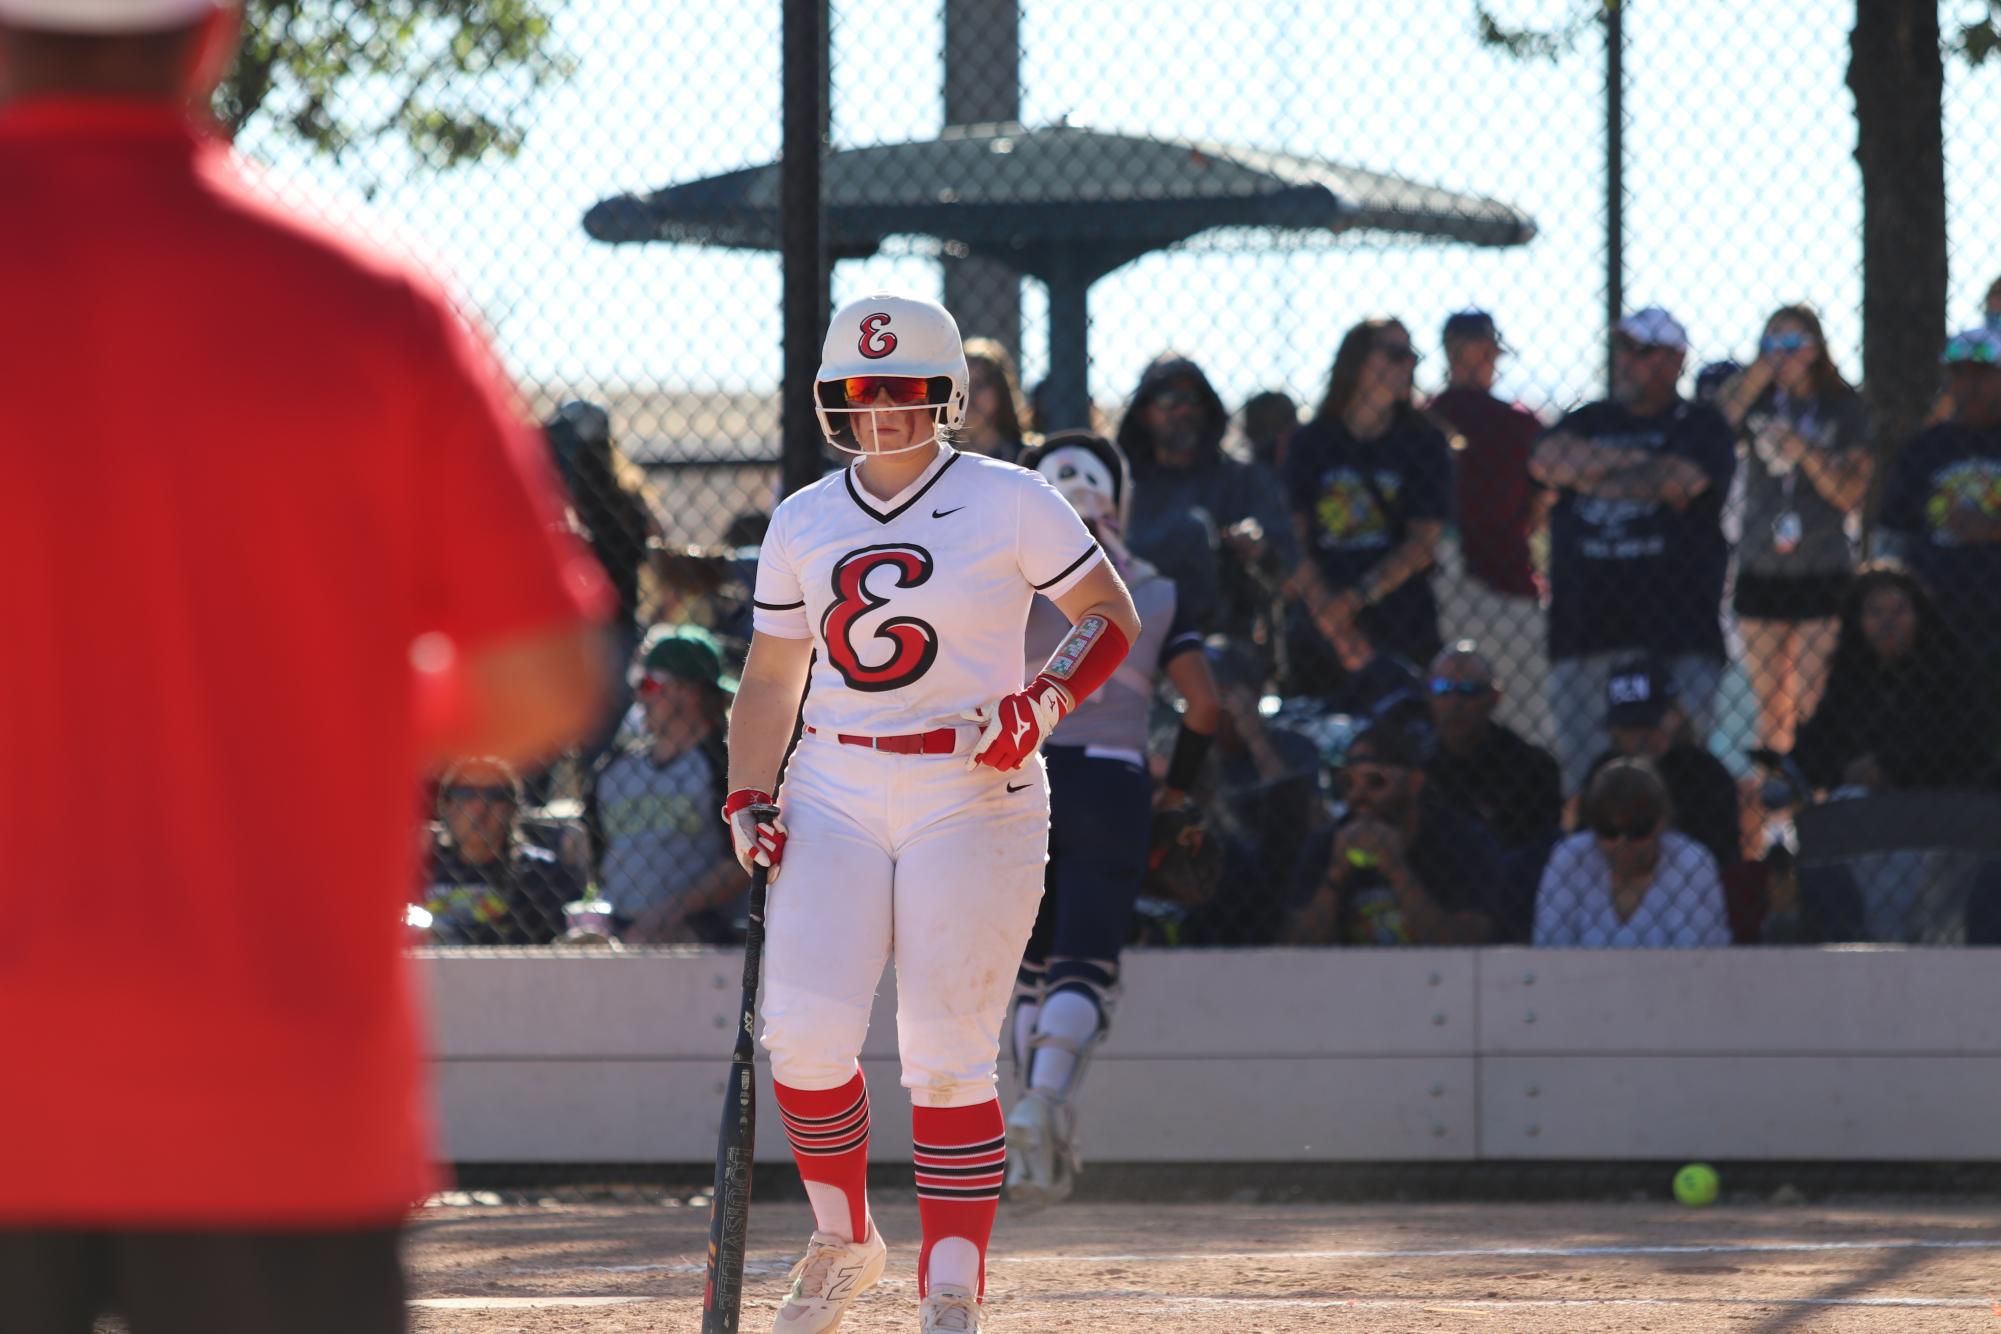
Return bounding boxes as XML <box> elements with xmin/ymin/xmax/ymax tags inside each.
<box><xmin>280</xmin><ymin>0</ymin><xmax>2001</xmax><ymax>958</ymax></box>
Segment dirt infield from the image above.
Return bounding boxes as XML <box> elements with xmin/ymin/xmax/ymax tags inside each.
<box><xmin>406</xmin><ymin>1194</ymin><xmax>2001</xmax><ymax>1331</ymax></box>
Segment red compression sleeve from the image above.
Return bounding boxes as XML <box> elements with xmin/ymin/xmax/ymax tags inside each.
<box><xmin>1034</xmin><ymin>613</ymin><xmax>1131</xmax><ymax>710</ymax></box>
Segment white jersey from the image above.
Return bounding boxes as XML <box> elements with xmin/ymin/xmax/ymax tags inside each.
<box><xmin>752</xmin><ymin>446</ymin><xmax>1104</xmax><ymax>736</ymax></box>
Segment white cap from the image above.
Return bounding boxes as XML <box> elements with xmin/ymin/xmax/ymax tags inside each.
<box><xmin>1615</xmin><ymin>306</ymin><xmax>1690</xmax><ymax>352</ymax></box>
<box><xmin>0</xmin><ymin>0</ymin><xmax>229</xmax><ymax>32</ymax></box>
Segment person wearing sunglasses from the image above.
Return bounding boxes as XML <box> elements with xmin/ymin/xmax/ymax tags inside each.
<box><xmin>1877</xmin><ymin>327</ymin><xmax>2001</xmax><ymax>666</ymax></box>
<box><xmin>1711</xmin><ymin>305</ymin><xmax>1872</xmax><ymax>758</ymax></box>
<box><xmin>1421</xmin><ymin>640</ymin><xmax>1562</xmax><ymax>856</ymax></box>
<box><xmin>1284</xmin><ymin>318</ymin><xmax>1453</xmax><ymax>693</ymax></box>
<box><xmin>581</xmin><ymin>624</ymin><xmax>741</xmax><ymax>945</ymax></box>
<box><xmin>1528</xmin><ymin>306</ymin><xmax>1737</xmax><ymax>792</ymax></box>
<box><xmin>1533</xmin><ymin>758</ymin><xmax>1730</xmax><ymax>947</ymax></box>
<box><xmin>727</xmin><ymin>292</ymin><xmax>1141</xmax><ymax>1332</ymax></box>
<box><xmin>1113</xmin><ymin>353</ymin><xmax>1297</xmax><ymax>643</ymax></box>
<box><xmin>1284</xmin><ymin>718</ymin><xmax>1502</xmax><ymax>947</ymax></box>
<box><xmin>422</xmin><ymin>757</ymin><xmax>579</xmax><ymax>946</ymax></box>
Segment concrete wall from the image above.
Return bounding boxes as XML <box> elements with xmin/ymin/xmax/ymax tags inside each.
<box><xmin>422</xmin><ymin>947</ymin><xmax>2001</xmax><ymax>1163</ymax></box>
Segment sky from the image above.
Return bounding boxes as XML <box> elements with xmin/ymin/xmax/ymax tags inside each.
<box><xmin>242</xmin><ymin>0</ymin><xmax>2001</xmax><ymax>433</ymax></box>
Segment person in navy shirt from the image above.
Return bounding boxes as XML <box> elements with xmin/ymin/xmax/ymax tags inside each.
<box><xmin>1285</xmin><ymin>317</ymin><xmax>1454</xmax><ymax>687</ymax></box>
<box><xmin>1878</xmin><ymin>328</ymin><xmax>2001</xmax><ymax>666</ymax></box>
<box><xmin>1529</xmin><ymin>307</ymin><xmax>1736</xmax><ymax>790</ymax></box>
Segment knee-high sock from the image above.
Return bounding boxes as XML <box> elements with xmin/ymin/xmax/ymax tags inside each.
<box><xmin>912</xmin><ymin>1099</ymin><xmax>1006</xmax><ymax>1297</ymax></box>
<box><xmin>774</xmin><ymin>1071</ymin><xmax>871</xmax><ymax>1243</ymax></box>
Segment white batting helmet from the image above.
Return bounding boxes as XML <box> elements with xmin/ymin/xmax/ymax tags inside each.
<box><xmin>1020</xmin><ymin>431</ymin><xmax>1132</xmax><ymax>533</ymax></box>
<box><xmin>814</xmin><ymin>292</ymin><xmax>968</xmax><ymax>455</ymax></box>
<box><xmin>0</xmin><ymin>0</ymin><xmax>233</xmax><ymax>31</ymax></box>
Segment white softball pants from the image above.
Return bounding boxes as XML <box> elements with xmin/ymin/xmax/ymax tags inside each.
<box><xmin>759</xmin><ymin>731</ymin><xmax>1050</xmax><ymax>1108</ymax></box>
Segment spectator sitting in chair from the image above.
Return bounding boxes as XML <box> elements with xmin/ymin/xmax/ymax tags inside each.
<box><xmin>422</xmin><ymin>758</ymin><xmax>580</xmax><ymax>945</ymax></box>
<box><xmin>585</xmin><ymin>625</ymin><xmax>745</xmax><ymax>943</ymax></box>
<box><xmin>1584</xmin><ymin>653</ymin><xmax>1742</xmax><ymax>873</ymax></box>
<box><xmin>1423</xmin><ymin>639</ymin><xmax>1562</xmax><ymax>855</ymax></box>
<box><xmin>1285</xmin><ymin>718</ymin><xmax>1503</xmax><ymax>945</ymax></box>
<box><xmin>1534</xmin><ymin>758</ymin><xmax>1730</xmax><ymax>947</ymax></box>
<box><xmin>1791</xmin><ymin>560</ymin><xmax>1995</xmax><ymax>793</ymax></box>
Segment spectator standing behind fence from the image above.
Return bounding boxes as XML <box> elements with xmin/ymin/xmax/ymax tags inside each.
<box><xmin>1286</xmin><ymin>718</ymin><xmax>1501</xmax><ymax>946</ymax></box>
<box><xmin>1534</xmin><ymin>759</ymin><xmax>1731</xmax><ymax>947</ymax></box>
<box><xmin>1426</xmin><ymin>310</ymin><xmax>1552</xmax><ymax>743</ymax></box>
<box><xmin>545</xmin><ymin>400</ymin><xmax>661</xmax><ymax>657</ymax></box>
<box><xmin>1530</xmin><ymin>307</ymin><xmax>1737</xmax><ymax>790</ymax></box>
<box><xmin>1240</xmin><ymin>388</ymin><xmax>1301</xmax><ymax>477</ymax></box>
<box><xmin>1423</xmin><ymin>640</ymin><xmax>1562</xmax><ymax>855</ymax></box>
<box><xmin>1790</xmin><ymin>561</ymin><xmax>1994</xmax><ymax>792</ymax></box>
<box><xmin>422</xmin><ymin>758</ymin><xmax>579</xmax><ymax>945</ymax></box>
<box><xmin>1713</xmin><ymin>306</ymin><xmax>1872</xmax><ymax>754</ymax></box>
<box><xmin>1585</xmin><ymin>654</ymin><xmax>1743</xmax><ymax>873</ymax></box>
<box><xmin>1116</xmin><ymin>354</ymin><xmax>1297</xmax><ymax>639</ymax></box>
<box><xmin>0</xmin><ymin>3</ymin><xmax>609</xmax><ymax>1326</ymax></box>
<box><xmin>1284</xmin><ymin>318</ymin><xmax>1453</xmax><ymax>694</ymax></box>
<box><xmin>961</xmin><ymin>336</ymin><xmax>1033</xmax><ymax>462</ymax></box>
<box><xmin>585</xmin><ymin>625</ymin><xmax>743</xmax><ymax>943</ymax></box>
<box><xmin>1877</xmin><ymin>328</ymin><xmax>2001</xmax><ymax>666</ymax></box>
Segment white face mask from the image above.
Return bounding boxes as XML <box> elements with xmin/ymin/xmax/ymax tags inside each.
<box><xmin>818</xmin><ymin>402</ymin><xmax>941</xmax><ymax>457</ymax></box>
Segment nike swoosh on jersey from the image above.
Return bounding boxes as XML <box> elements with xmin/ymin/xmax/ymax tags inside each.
<box><xmin>1006</xmin><ymin>781</ymin><xmax>1031</xmax><ymax>793</ymax></box>
<box><xmin>931</xmin><ymin>506</ymin><xmax>966</xmax><ymax>518</ymax></box>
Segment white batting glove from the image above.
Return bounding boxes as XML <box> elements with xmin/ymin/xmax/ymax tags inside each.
<box><xmin>721</xmin><ymin>789</ymin><xmax>786</xmax><ymax>882</ymax></box>
<box><xmin>962</xmin><ymin>676</ymin><xmax>1072</xmax><ymax>772</ymax></box>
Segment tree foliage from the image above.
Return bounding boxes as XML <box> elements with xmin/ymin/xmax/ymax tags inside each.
<box><xmin>214</xmin><ymin>0</ymin><xmax>571</xmax><ymax>171</ymax></box>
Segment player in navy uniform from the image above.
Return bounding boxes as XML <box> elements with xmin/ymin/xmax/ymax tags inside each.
<box><xmin>1006</xmin><ymin>431</ymin><xmax>1221</xmax><ymax>1205</ymax></box>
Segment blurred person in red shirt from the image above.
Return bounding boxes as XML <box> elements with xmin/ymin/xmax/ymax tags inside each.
<box><xmin>1426</xmin><ymin>309</ymin><xmax>1554</xmax><ymax>749</ymax></box>
<box><xmin>0</xmin><ymin>3</ymin><xmax>610</xmax><ymax>1331</ymax></box>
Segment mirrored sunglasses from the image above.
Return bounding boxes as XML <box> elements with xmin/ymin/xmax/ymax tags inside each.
<box><xmin>1761</xmin><ymin>332</ymin><xmax>1814</xmax><ymax>354</ymax></box>
<box><xmin>839</xmin><ymin>375</ymin><xmax>934</xmax><ymax>407</ymax></box>
<box><xmin>1429</xmin><ymin>677</ymin><xmax>1492</xmax><ymax>697</ymax></box>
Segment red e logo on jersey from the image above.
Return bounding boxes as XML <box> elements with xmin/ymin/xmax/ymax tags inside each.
<box><xmin>821</xmin><ymin>544</ymin><xmax>937</xmax><ymax>692</ymax></box>
<box><xmin>858</xmin><ymin>313</ymin><xmax>897</xmax><ymax>360</ymax></box>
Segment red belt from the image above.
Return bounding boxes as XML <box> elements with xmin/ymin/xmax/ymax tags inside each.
<box><xmin>805</xmin><ymin>724</ymin><xmax>960</xmax><ymax>755</ymax></box>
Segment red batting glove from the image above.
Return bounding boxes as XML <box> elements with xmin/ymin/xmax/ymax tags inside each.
<box><xmin>721</xmin><ymin>789</ymin><xmax>787</xmax><ymax>881</ymax></box>
<box><xmin>963</xmin><ymin>676</ymin><xmax>1072</xmax><ymax>773</ymax></box>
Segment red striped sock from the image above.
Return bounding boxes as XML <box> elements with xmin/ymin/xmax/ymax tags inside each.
<box><xmin>911</xmin><ymin>1099</ymin><xmax>1006</xmax><ymax>1297</ymax></box>
<box><xmin>774</xmin><ymin>1071</ymin><xmax>871</xmax><ymax>1243</ymax></box>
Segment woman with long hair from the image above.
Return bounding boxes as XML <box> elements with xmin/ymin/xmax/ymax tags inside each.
<box><xmin>1792</xmin><ymin>561</ymin><xmax>1994</xmax><ymax>791</ymax></box>
<box><xmin>1284</xmin><ymin>317</ymin><xmax>1453</xmax><ymax>683</ymax></box>
<box><xmin>1715</xmin><ymin>304</ymin><xmax>1871</xmax><ymax>752</ymax></box>
<box><xmin>960</xmin><ymin>336</ymin><xmax>1034</xmax><ymax>461</ymax></box>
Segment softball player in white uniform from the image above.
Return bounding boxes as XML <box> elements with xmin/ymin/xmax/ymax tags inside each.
<box><xmin>723</xmin><ymin>292</ymin><xmax>1141</xmax><ymax>1333</ymax></box>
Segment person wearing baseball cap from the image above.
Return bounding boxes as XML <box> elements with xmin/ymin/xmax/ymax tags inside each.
<box><xmin>1877</xmin><ymin>326</ymin><xmax>2001</xmax><ymax>662</ymax></box>
<box><xmin>0</xmin><ymin>1</ymin><xmax>612</xmax><ymax>1329</ymax></box>
<box><xmin>1528</xmin><ymin>307</ymin><xmax>1737</xmax><ymax>791</ymax></box>
<box><xmin>1426</xmin><ymin>308</ymin><xmax>1554</xmax><ymax>750</ymax></box>
<box><xmin>583</xmin><ymin>625</ymin><xmax>745</xmax><ymax>946</ymax></box>
<box><xmin>1583</xmin><ymin>653</ymin><xmax>1743</xmax><ymax>876</ymax></box>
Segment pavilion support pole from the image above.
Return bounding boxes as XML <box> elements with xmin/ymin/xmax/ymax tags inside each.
<box><xmin>1040</xmin><ymin>255</ymin><xmax>1091</xmax><ymax>434</ymax></box>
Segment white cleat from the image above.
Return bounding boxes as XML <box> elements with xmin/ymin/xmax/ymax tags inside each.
<box><xmin>772</xmin><ymin>1226</ymin><xmax>887</xmax><ymax>1332</ymax></box>
<box><xmin>919</xmin><ymin>1282</ymin><xmax>984</xmax><ymax>1332</ymax></box>
<box><xmin>1003</xmin><ymin>1092</ymin><xmax>1074</xmax><ymax>1207</ymax></box>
